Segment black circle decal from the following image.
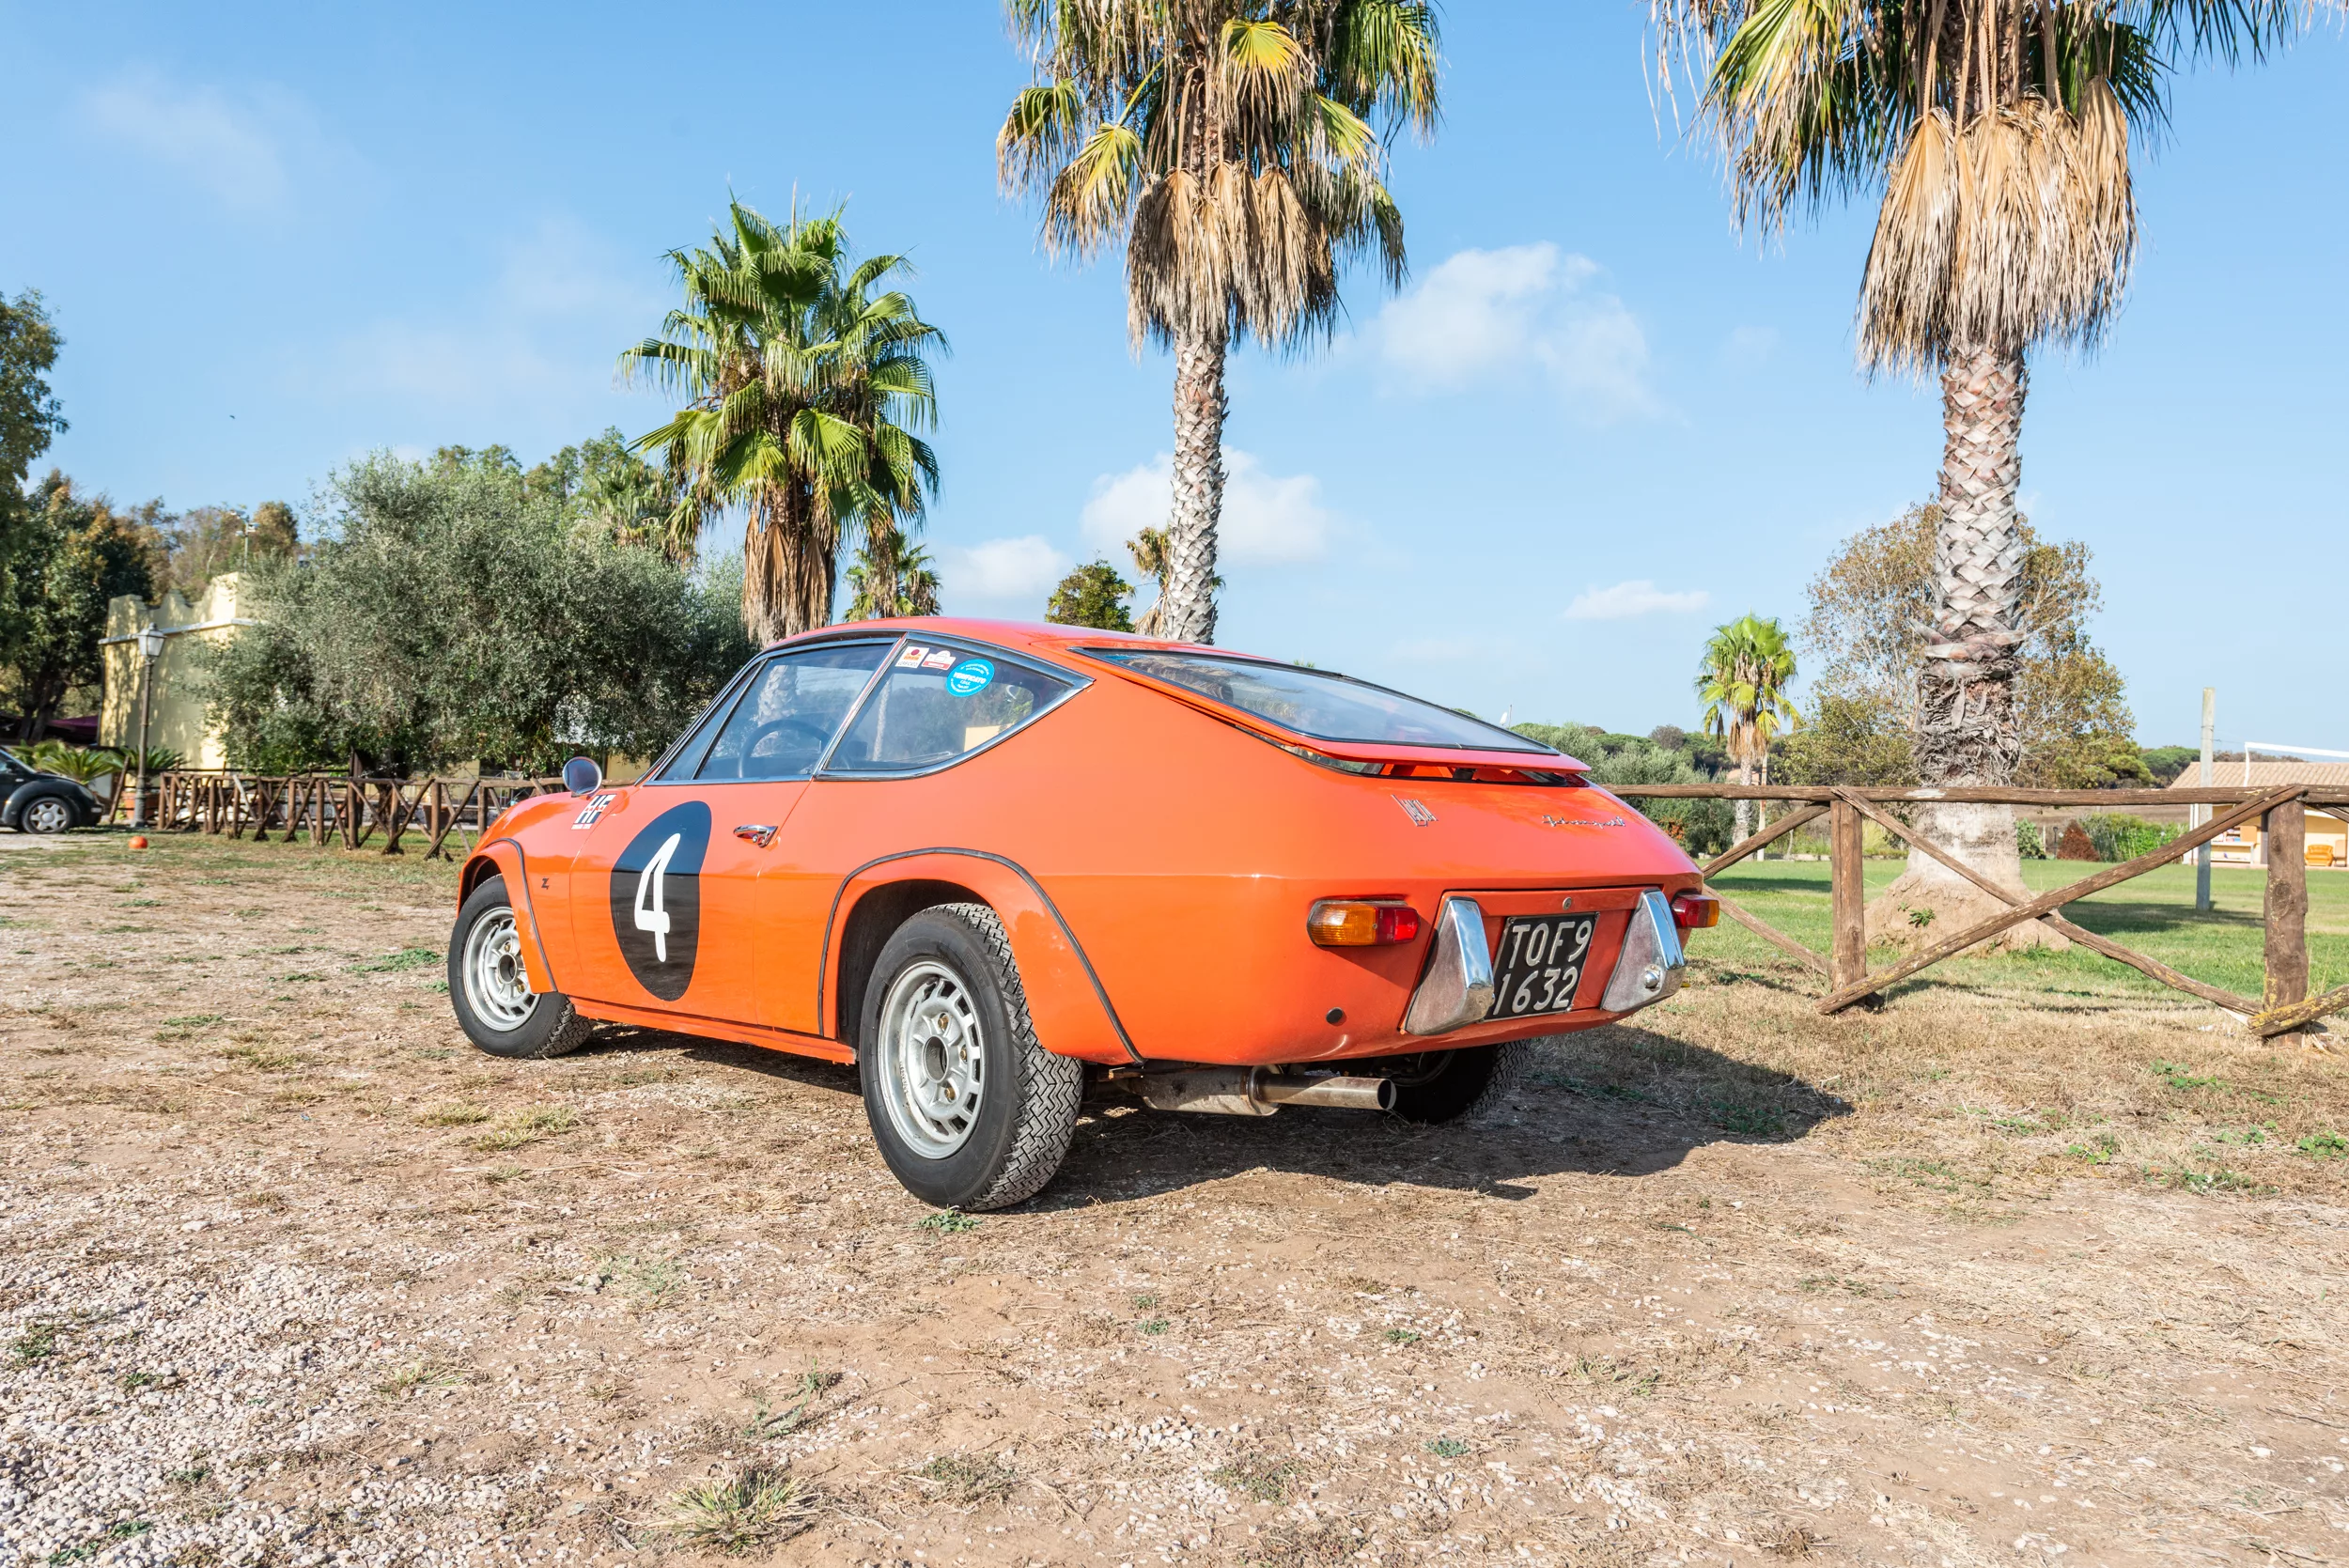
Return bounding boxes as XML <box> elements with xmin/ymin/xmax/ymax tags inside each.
<box><xmin>608</xmin><ymin>801</ymin><xmax>710</xmax><ymax>1001</ymax></box>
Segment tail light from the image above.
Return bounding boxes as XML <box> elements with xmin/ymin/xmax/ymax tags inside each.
<box><xmin>1307</xmin><ymin>900</ymin><xmax>1423</xmax><ymax>947</ymax></box>
<box><xmin>1670</xmin><ymin>890</ymin><xmax>1720</xmax><ymax>931</ymax></box>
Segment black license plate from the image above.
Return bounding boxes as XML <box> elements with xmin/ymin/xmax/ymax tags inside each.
<box><xmin>1486</xmin><ymin>913</ymin><xmax>1597</xmax><ymax>1020</ymax></box>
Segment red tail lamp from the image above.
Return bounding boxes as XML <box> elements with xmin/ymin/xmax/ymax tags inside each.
<box><xmin>1306</xmin><ymin>900</ymin><xmax>1423</xmax><ymax>947</ymax></box>
<box><xmin>1671</xmin><ymin>890</ymin><xmax>1721</xmax><ymax>931</ymax></box>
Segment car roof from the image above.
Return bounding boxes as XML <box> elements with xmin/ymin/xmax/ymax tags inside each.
<box><xmin>764</xmin><ymin>617</ymin><xmax>1214</xmax><ymax>661</ymax></box>
<box><xmin>764</xmin><ymin>619</ymin><xmax>1579</xmax><ymax>773</ymax></box>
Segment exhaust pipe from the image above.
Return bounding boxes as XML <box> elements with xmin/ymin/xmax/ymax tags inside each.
<box><xmin>1138</xmin><ymin>1066</ymin><xmax>1396</xmax><ymax>1117</ymax></box>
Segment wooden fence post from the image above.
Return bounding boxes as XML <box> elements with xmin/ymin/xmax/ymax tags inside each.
<box><xmin>2264</xmin><ymin>800</ymin><xmax>2309</xmax><ymax>1048</ymax></box>
<box><xmin>1830</xmin><ymin>798</ymin><xmax>1866</xmax><ymax>994</ymax></box>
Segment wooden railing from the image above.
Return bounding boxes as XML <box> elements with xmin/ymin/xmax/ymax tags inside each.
<box><xmin>132</xmin><ymin>771</ymin><xmax>562</xmax><ymax>862</ymax></box>
<box><xmin>1610</xmin><ymin>783</ymin><xmax>2349</xmax><ymax>1047</ymax></box>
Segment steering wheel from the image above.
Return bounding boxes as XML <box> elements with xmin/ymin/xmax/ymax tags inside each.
<box><xmin>739</xmin><ymin>717</ymin><xmax>831</xmax><ymax>778</ymax></box>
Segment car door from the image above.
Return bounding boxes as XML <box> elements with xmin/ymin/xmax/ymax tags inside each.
<box><xmin>566</xmin><ymin>640</ymin><xmax>894</xmax><ymax>1027</ymax></box>
<box><xmin>754</xmin><ymin>639</ymin><xmax>1082</xmax><ymax>1035</ymax></box>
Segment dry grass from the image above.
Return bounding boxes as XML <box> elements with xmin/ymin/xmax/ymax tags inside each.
<box><xmin>6</xmin><ymin>829</ymin><xmax>2349</xmax><ymax>1566</ymax></box>
<box><xmin>661</xmin><ymin>1467</ymin><xmax>820</xmax><ymax>1552</ymax></box>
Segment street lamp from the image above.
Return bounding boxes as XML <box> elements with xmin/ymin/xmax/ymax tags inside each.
<box><xmin>132</xmin><ymin>623</ymin><xmax>165</xmax><ymax>829</ymax></box>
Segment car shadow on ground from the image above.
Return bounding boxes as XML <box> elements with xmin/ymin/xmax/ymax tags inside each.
<box><xmin>571</xmin><ymin>1022</ymin><xmax>1850</xmax><ymax>1209</ymax></box>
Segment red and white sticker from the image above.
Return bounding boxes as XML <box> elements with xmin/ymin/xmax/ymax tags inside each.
<box><xmin>921</xmin><ymin>647</ymin><xmax>957</xmax><ymax>670</ymax></box>
<box><xmin>896</xmin><ymin>644</ymin><xmax>927</xmax><ymax>667</ymax></box>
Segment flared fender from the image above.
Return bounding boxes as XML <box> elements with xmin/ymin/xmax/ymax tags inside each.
<box><xmin>821</xmin><ymin>849</ymin><xmax>1142</xmax><ymax>1067</ymax></box>
<box><xmin>463</xmin><ymin>840</ymin><xmax>559</xmax><ymax>996</ymax></box>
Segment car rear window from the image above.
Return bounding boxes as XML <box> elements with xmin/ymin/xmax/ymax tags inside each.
<box><xmin>824</xmin><ymin>643</ymin><xmax>1077</xmax><ymax>774</ymax></box>
<box><xmin>1084</xmin><ymin>650</ymin><xmax>1554</xmax><ymax>753</ymax></box>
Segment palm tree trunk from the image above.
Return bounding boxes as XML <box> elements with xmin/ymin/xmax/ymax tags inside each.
<box><xmin>1160</xmin><ymin>327</ymin><xmax>1228</xmax><ymax>644</ymax></box>
<box><xmin>741</xmin><ymin>493</ymin><xmax>791</xmax><ymax>645</ymax></box>
<box><xmin>780</xmin><ymin>507</ymin><xmax>840</xmax><ymax>637</ymax></box>
<box><xmin>1734</xmin><ymin>752</ymin><xmax>1752</xmax><ymax>844</ymax></box>
<box><xmin>1918</xmin><ymin>343</ymin><xmax>2028</xmax><ymax>786</ymax></box>
<box><xmin>742</xmin><ymin>486</ymin><xmax>841</xmax><ymax>643</ymax></box>
<box><xmin>1868</xmin><ymin>342</ymin><xmax>2060</xmax><ymax>951</ymax></box>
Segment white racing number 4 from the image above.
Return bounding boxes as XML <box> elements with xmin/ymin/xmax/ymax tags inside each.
<box><xmin>633</xmin><ymin>831</ymin><xmax>682</xmax><ymax>963</ymax></box>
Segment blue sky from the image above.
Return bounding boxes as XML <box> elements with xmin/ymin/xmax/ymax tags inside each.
<box><xmin>4</xmin><ymin>3</ymin><xmax>2341</xmax><ymax>750</ymax></box>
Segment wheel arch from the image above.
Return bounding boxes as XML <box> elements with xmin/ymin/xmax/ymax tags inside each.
<box><xmin>822</xmin><ymin>851</ymin><xmax>1141</xmax><ymax>1067</ymax></box>
<box><xmin>459</xmin><ymin>840</ymin><xmax>558</xmax><ymax>995</ymax></box>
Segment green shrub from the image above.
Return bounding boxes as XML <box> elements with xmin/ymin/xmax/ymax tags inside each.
<box><xmin>2016</xmin><ymin>820</ymin><xmax>2047</xmax><ymax>860</ymax></box>
<box><xmin>2083</xmin><ymin>814</ymin><xmax>2178</xmax><ymax>863</ymax></box>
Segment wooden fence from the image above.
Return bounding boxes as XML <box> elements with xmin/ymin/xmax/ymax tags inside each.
<box><xmin>1611</xmin><ymin>783</ymin><xmax>2349</xmax><ymax>1048</ymax></box>
<box><xmin>129</xmin><ymin>771</ymin><xmax>561</xmax><ymax>862</ymax></box>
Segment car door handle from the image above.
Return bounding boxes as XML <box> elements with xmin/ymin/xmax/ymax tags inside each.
<box><xmin>733</xmin><ymin>824</ymin><xmax>778</xmax><ymax>847</ymax></box>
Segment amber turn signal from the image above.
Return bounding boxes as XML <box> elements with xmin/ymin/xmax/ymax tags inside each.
<box><xmin>1307</xmin><ymin>900</ymin><xmax>1423</xmax><ymax>947</ymax></box>
<box><xmin>1670</xmin><ymin>890</ymin><xmax>1720</xmax><ymax>930</ymax></box>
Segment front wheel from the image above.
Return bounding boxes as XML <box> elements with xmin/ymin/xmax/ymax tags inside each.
<box><xmin>448</xmin><ymin>875</ymin><xmax>592</xmax><ymax>1060</ymax></box>
<box><xmin>1368</xmin><ymin>1042</ymin><xmax>1533</xmax><ymax>1125</ymax></box>
<box><xmin>859</xmin><ymin>903</ymin><xmax>1082</xmax><ymax>1211</ymax></box>
<box><xmin>20</xmin><ymin>795</ymin><xmax>76</xmax><ymax>834</ymax></box>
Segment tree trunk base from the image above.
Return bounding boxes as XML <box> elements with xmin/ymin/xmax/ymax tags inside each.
<box><xmin>1861</xmin><ymin>800</ymin><xmax>2069</xmax><ymax>955</ymax></box>
<box><xmin>1864</xmin><ymin>872</ymin><xmax>2071</xmax><ymax>954</ymax></box>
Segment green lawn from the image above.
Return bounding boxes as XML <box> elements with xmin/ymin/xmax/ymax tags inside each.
<box><xmin>1702</xmin><ymin>856</ymin><xmax>2349</xmax><ymax>1004</ymax></box>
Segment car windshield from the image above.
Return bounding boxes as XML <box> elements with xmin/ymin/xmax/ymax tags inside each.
<box><xmin>1086</xmin><ymin>650</ymin><xmax>1554</xmax><ymax>753</ymax></box>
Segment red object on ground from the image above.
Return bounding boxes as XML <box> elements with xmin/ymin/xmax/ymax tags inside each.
<box><xmin>128</xmin><ymin>835</ymin><xmax>149</xmax><ymax>849</ymax></box>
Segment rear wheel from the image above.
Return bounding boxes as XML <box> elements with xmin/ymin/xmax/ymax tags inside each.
<box><xmin>448</xmin><ymin>875</ymin><xmax>592</xmax><ymax>1060</ymax></box>
<box><xmin>1372</xmin><ymin>1042</ymin><xmax>1533</xmax><ymax>1125</ymax></box>
<box><xmin>860</xmin><ymin>903</ymin><xmax>1082</xmax><ymax>1211</ymax></box>
<box><xmin>20</xmin><ymin>795</ymin><xmax>75</xmax><ymax>834</ymax></box>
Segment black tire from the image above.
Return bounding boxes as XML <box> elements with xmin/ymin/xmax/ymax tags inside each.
<box><xmin>1377</xmin><ymin>1041</ymin><xmax>1533</xmax><ymax>1126</ymax></box>
<box><xmin>18</xmin><ymin>792</ymin><xmax>78</xmax><ymax>834</ymax></box>
<box><xmin>859</xmin><ymin>902</ymin><xmax>1083</xmax><ymax>1211</ymax></box>
<box><xmin>447</xmin><ymin>875</ymin><xmax>593</xmax><ymax>1060</ymax></box>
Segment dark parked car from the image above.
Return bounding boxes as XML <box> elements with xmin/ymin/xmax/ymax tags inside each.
<box><xmin>0</xmin><ymin>749</ymin><xmax>105</xmax><ymax>834</ymax></box>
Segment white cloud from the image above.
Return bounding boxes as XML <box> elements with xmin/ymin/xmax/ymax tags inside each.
<box><xmin>302</xmin><ymin>216</ymin><xmax>664</xmax><ymax>418</ymax></box>
<box><xmin>1719</xmin><ymin>324</ymin><xmax>1779</xmax><ymax>371</ymax></box>
<box><xmin>80</xmin><ymin>69</ymin><xmax>304</xmax><ymax>211</ymax></box>
<box><xmin>496</xmin><ymin>216</ymin><xmax>666</xmax><ymax>321</ymax></box>
<box><xmin>1078</xmin><ymin>449</ymin><xmax>1333</xmax><ymax>567</ymax></box>
<box><xmin>1562</xmin><ymin>580</ymin><xmax>1711</xmax><ymax>621</ymax></box>
<box><xmin>1371</xmin><ymin>242</ymin><xmax>1657</xmax><ymax>421</ymax></box>
<box><xmin>938</xmin><ymin>536</ymin><xmax>1071</xmax><ymax>609</ymax></box>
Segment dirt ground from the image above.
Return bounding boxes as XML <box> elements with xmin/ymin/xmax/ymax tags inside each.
<box><xmin>5</xmin><ymin>830</ymin><xmax>2349</xmax><ymax>1568</ymax></box>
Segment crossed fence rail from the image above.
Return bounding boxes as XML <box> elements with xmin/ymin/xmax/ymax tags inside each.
<box><xmin>127</xmin><ymin>771</ymin><xmax>2346</xmax><ymax>1046</ymax></box>
<box><xmin>1611</xmin><ymin>783</ymin><xmax>2349</xmax><ymax>1047</ymax></box>
<box><xmin>129</xmin><ymin>770</ymin><xmax>562</xmax><ymax>862</ymax></box>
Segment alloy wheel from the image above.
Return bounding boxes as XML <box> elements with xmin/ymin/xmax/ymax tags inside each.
<box><xmin>876</xmin><ymin>960</ymin><xmax>986</xmax><ymax>1159</ymax></box>
<box><xmin>462</xmin><ymin>908</ymin><xmax>538</xmax><ymax>1032</ymax></box>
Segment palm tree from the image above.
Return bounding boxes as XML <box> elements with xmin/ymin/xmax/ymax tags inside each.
<box><xmin>621</xmin><ymin>201</ymin><xmax>945</xmax><ymax>642</ymax></box>
<box><xmin>1695</xmin><ymin>614</ymin><xmax>1800</xmax><ymax>846</ymax></box>
<box><xmin>1657</xmin><ymin>0</ymin><xmax>2296</xmax><ymax>934</ymax></box>
<box><xmin>1127</xmin><ymin>525</ymin><xmax>1171</xmax><ymax>635</ymax></box>
<box><xmin>998</xmin><ymin>0</ymin><xmax>1439</xmax><ymax>644</ymax></box>
<box><xmin>844</xmin><ymin>522</ymin><xmax>942</xmax><ymax>620</ymax></box>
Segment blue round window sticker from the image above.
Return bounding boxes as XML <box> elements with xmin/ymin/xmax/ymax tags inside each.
<box><xmin>944</xmin><ymin>658</ymin><xmax>994</xmax><ymax>697</ymax></box>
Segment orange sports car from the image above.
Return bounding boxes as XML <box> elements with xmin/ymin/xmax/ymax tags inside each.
<box><xmin>447</xmin><ymin>620</ymin><xmax>1716</xmax><ymax>1209</ymax></box>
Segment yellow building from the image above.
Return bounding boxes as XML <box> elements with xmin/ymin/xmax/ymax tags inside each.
<box><xmin>2167</xmin><ymin>761</ymin><xmax>2349</xmax><ymax>868</ymax></box>
<box><xmin>98</xmin><ymin>575</ymin><xmax>256</xmax><ymax>769</ymax></box>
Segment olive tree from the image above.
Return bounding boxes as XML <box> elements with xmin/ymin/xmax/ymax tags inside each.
<box><xmin>204</xmin><ymin>449</ymin><xmax>752</xmax><ymax>775</ymax></box>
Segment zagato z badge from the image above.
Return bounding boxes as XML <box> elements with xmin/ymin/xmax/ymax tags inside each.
<box><xmin>608</xmin><ymin>801</ymin><xmax>710</xmax><ymax>1001</ymax></box>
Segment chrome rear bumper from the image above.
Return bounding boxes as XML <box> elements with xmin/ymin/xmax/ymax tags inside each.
<box><xmin>1401</xmin><ymin>890</ymin><xmax>1685</xmax><ymax>1036</ymax></box>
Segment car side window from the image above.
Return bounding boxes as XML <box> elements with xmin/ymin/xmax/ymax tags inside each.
<box><xmin>677</xmin><ymin>644</ymin><xmax>891</xmax><ymax>782</ymax></box>
<box><xmin>824</xmin><ymin>643</ymin><xmax>1076</xmax><ymax>775</ymax></box>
